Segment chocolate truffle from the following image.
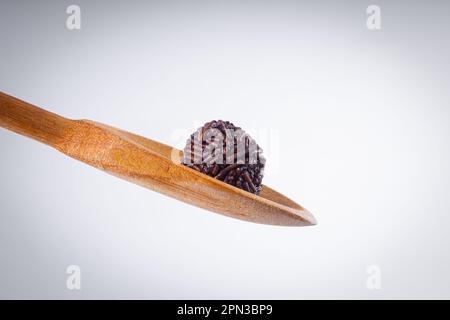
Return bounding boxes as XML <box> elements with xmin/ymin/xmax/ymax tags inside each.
<box><xmin>182</xmin><ymin>120</ymin><xmax>265</xmax><ymax>194</ymax></box>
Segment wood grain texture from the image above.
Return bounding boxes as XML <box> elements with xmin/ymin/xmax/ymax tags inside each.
<box><xmin>0</xmin><ymin>91</ymin><xmax>316</xmax><ymax>226</ymax></box>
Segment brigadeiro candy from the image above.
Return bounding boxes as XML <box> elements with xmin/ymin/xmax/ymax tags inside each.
<box><xmin>182</xmin><ymin>120</ymin><xmax>265</xmax><ymax>194</ymax></box>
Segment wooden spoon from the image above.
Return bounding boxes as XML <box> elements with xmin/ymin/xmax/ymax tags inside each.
<box><xmin>0</xmin><ymin>92</ymin><xmax>316</xmax><ymax>226</ymax></box>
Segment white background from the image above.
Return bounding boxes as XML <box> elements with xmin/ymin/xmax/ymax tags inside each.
<box><xmin>1</xmin><ymin>0</ymin><xmax>450</xmax><ymax>298</ymax></box>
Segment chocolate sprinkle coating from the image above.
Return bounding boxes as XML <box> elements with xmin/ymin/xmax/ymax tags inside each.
<box><xmin>182</xmin><ymin>120</ymin><xmax>265</xmax><ymax>194</ymax></box>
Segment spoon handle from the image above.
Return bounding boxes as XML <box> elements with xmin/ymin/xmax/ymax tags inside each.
<box><xmin>0</xmin><ymin>91</ymin><xmax>73</xmax><ymax>148</ymax></box>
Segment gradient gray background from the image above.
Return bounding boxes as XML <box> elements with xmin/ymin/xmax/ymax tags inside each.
<box><xmin>1</xmin><ymin>0</ymin><xmax>450</xmax><ymax>299</ymax></box>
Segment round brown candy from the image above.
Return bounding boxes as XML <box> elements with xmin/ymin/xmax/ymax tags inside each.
<box><xmin>182</xmin><ymin>120</ymin><xmax>265</xmax><ymax>194</ymax></box>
